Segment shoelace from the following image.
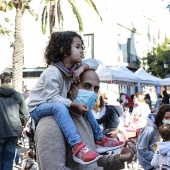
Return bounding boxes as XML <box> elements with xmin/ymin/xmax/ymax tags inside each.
<box><xmin>82</xmin><ymin>146</ymin><xmax>90</xmax><ymax>154</ymax></box>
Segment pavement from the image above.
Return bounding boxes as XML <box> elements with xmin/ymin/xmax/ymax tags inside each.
<box><xmin>13</xmin><ymin>137</ymin><xmax>30</xmax><ymax>170</ymax></box>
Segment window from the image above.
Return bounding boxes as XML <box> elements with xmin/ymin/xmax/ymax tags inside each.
<box><xmin>84</xmin><ymin>34</ymin><xmax>94</xmax><ymax>58</ymax></box>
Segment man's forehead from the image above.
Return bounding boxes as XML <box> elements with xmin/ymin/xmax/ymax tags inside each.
<box><xmin>80</xmin><ymin>71</ymin><xmax>99</xmax><ymax>85</ymax></box>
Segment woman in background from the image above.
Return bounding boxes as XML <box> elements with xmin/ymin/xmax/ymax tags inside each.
<box><xmin>92</xmin><ymin>92</ymin><xmax>106</xmax><ymax>131</ymax></box>
<box><xmin>130</xmin><ymin>92</ymin><xmax>151</xmax><ymax>130</ymax></box>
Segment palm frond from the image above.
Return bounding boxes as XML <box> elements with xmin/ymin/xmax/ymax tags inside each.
<box><xmin>0</xmin><ymin>25</ymin><xmax>11</xmax><ymax>37</ymax></box>
<box><xmin>57</xmin><ymin>0</ymin><xmax>64</xmax><ymax>28</ymax></box>
<box><xmin>68</xmin><ymin>0</ymin><xmax>83</xmax><ymax>32</ymax></box>
<box><xmin>0</xmin><ymin>2</ymin><xmax>7</xmax><ymax>12</ymax></box>
<box><xmin>41</xmin><ymin>5</ymin><xmax>48</xmax><ymax>34</ymax></box>
<box><xmin>85</xmin><ymin>0</ymin><xmax>102</xmax><ymax>21</ymax></box>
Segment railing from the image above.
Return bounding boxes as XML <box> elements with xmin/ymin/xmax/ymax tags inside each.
<box><xmin>127</xmin><ymin>53</ymin><xmax>140</xmax><ymax>67</ymax></box>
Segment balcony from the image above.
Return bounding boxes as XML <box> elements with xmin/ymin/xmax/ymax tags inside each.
<box><xmin>127</xmin><ymin>53</ymin><xmax>140</xmax><ymax>68</ymax></box>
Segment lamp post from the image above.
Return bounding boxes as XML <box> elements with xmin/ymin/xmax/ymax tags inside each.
<box><xmin>164</xmin><ymin>61</ymin><xmax>169</xmax><ymax>78</ymax></box>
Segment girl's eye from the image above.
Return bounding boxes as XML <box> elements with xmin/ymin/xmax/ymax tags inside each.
<box><xmin>165</xmin><ymin>116</ymin><xmax>170</xmax><ymax>120</ymax></box>
<box><xmin>76</xmin><ymin>45</ymin><xmax>83</xmax><ymax>49</ymax></box>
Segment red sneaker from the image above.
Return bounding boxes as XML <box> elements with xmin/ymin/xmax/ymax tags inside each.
<box><xmin>95</xmin><ymin>136</ymin><xmax>125</xmax><ymax>153</ymax></box>
<box><xmin>72</xmin><ymin>142</ymin><xmax>102</xmax><ymax>165</ymax></box>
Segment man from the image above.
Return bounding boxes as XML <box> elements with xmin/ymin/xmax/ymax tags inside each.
<box><xmin>120</xmin><ymin>93</ymin><xmax>133</xmax><ymax>113</ymax></box>
<box><xmin>0</xmin><ymin>72</ymin><xmax>29</xmax><ymax>170</ymax></box>
<box><xmin>35</xmin><ymin>70</ymin><xmax>136</xmax><ymax>170</ymax></box>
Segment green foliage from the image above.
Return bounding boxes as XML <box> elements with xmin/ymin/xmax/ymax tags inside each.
<box><xmin>143</xmin><ymin>37</ymin><xmax>170</xmax><ymax>78</ymax></box>
<box><xmin>40</xmin><ymin>0</ymin><xmax>102</xmax><ymax>34</ymax></box>
<box><xmin>0</xmin><ymin>25</ymin><xmax>11</xmax><ymax>36</ymax></box>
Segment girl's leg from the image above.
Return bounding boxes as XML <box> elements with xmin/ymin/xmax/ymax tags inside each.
<box><xmin>84</xmin><ymin>110</ymin><xmax>103</xmax><ymax>141</ymax></box>
<box><xmin>30</xmin><ymin>102</ymin><xmax>81</xmax><ymax>147</ymax></box>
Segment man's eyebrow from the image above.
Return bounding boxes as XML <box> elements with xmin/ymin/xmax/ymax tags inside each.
<box><xmin>83</xmin><ymin>82</ymin><xmax>91</xmax><ymax>86</ymax></box>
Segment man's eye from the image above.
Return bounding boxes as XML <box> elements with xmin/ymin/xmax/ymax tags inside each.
<box><xmin>94</xmin><ymin>88</ymin><xmax>99</xmax><ymax>93</ymax></box>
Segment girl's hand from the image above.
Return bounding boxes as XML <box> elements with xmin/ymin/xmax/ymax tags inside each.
<box><xmin>72</xmin><ymin>64</ymin><xmax>89</xmax><ymax>83</ymax></box>
<box><xmin>70</xmin><ymin>102</ymin><xmax>89</xmax><ymax>115</ymax></box>
<box><xmin>72</xmin><ymin>66</ymin><xmax>84</xmax><ymax>83</ymax></box>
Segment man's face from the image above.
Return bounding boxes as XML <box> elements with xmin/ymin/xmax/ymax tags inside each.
<box><xmin>69</xmin><ymin>70</ymin><xmax>100</xmax><ymax>99</ymax></box>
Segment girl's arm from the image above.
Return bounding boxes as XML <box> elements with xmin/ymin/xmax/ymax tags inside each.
<box><xmin>73</xmin><ymin>58</ymin><xmax>99</xmax><ymax>83</ymax></box>
<box><xmin>82</xmin><ymin>58</ymin><xmax>99</xmax><ymax>71</ymax></box>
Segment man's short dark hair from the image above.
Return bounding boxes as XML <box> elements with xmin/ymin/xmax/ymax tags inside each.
<box><xmin>0</xmin><ymin>72</ymin><xmax>11</xmax><ymax>84</ymax></box>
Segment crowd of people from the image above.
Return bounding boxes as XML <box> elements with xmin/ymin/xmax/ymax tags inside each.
<box><xmin>1</xmin><ymin>31</ymin><xmax>170</xmax><ymax>170</ymax></box>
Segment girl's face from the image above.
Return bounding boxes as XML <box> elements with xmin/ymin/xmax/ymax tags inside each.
<box><xmin>68</xmin><ymin>37</ymin><xmax>84</xmax><ymax>65</ymax></box>
<box><xmin>164</xmin><ymin>112</ymin><xmax>170</xmax><ymax>120</ymax></box>
<box><xmin>162</xmin><ymin>111</ymin><xmax>170</xmax><ymax>125</ymax></box>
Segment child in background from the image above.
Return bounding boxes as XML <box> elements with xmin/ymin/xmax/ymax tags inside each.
<box><xmin>121</xmin><ymin>107</ymin><xmax>131</xmax><ymax>127</ymax></box>
<box><xmin>151</xmin><ymin>124</ymin><xmax>170</xmax><ymax>170</ymax></box>
<box><xmin>28</xmin><ymin>31</ymin><xmax>124</xmax><ymax>165</ymax></box>
<box><xmin>137</xmin><ymin>104</ymin><xmax>170</xmax><ymax>170</ymax></box>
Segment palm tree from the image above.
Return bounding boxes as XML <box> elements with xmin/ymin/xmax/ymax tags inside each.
<box><xmin>0</xmin><ymin>0</ymin><xmax>38</xmax><ymax>92</ymax></box>
<box><xmin>40</xmin><ymin>0</ymin><xmax>102</xmax><ymax>34</ymax></box>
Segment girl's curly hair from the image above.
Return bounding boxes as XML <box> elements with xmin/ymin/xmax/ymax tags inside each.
<box><xmin>44</xmin><ymin>31</ymin><xmax>83</xmax><ymax>66</ymax></box>
<box><xmin>155</xmin><ymin>104</ymin><xmax>170</xmax><ymax>127</ymax></box>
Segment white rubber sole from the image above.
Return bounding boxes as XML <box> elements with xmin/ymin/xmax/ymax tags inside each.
<box><xmin>73</xmin><ymin>154</ymin><xmax>103</xmax><ymax>165</ymax></box>
<box><xmin>96</xmin><ymin>142</ymin><xmax>125</xmax><ymax>153</ymax></box>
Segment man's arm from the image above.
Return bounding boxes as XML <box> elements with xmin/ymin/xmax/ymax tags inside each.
<box><xmin>35</xmin><ymin>116</ymin><xmax>72</xmax><ymax>170</ymax></box>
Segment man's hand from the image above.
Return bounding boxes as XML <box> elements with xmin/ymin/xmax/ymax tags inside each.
<box><xmin>70</xmin><ymin>102</ymin><xmax>89</xmax><ymax>115</ymax></box>
<box><xmin>72</xmin><ymin>64</ymin><xmax>89</xmax><ymax>83</ymax></box>
<box><xmin>107</xmin><ymin>129</ymin><xmax>119</xmax><ymax>138</ymax></box>
<box><xmin>119</xmin><ymin>140</ymin><xmax>136</xmax><ymax>162</ymax></box>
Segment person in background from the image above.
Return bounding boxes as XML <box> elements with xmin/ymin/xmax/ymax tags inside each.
<box><xmin>155</xmin><ymin>95</ymin><xmax>163</xmax><ymax>113</ymax></box>
<box><xmin>35</xmin><ymin>70</ymin><xmax>136</xmax><ymax>170</ymax></box>
<box><xmin>97</xmin><ymin>91</ymin><xmax>124</xmax><ymax>139</ymax></box>
<box><xmin>92</xmin><ymin>92</ymin><xmax>106</xmax><ymax>131</ymax></box>
<box><xmin>130</xmin><ymin>92</ymin><xmax>151</xmax><ymax>130</ymax></box>
<box><xmin>0</xmin><ymin>72</ymin><xmax>29</xmax><ymax>170</ymax></box>
<box><xmin>162</xmin><ymin>90</ymin><xmax>170</xmax><ymax>104</ymax></box>
<box><xmin>151</xmin><ymin>124</ymin><xmax>170</xmax><ymax>170</ymax></box>
<box><xmin>145</xmin><ymin>93</ymin><xmax>152</xmax><ymax>108</ymax></box>
<box><xmin>137</xmin><ymin>104</ymin><xmax>170</xmax><ymax>170</ymax></box>
<box><xmin>22</xmin><ymin>85</ymin><xmax>30</xmax><ymax>100</ymax></box>
<box><xmin>120</xmin><ymin>93</ymin><xmax>133</xmax><ymax>113</ymax></box>
<box><xmin>121</xmin><ymin>107</ymin><xmax>131</xmax><ymax>127</ymax></box>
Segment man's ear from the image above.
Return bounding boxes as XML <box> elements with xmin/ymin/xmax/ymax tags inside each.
<box><xmin>68</xmin><ymin>85</ymin><xmax>74</xmax><ymax>98</ymax></box>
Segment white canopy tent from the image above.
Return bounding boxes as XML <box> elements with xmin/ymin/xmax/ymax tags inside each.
<box><xmin>115</xmin><ymin>65</ymin><xmax>140</xmax><ymax>81</ymax></box>
<box><xmin>135</xmin><ymin>67</ymin><xmax>162</xmax><ymax>86</ymax></box>
<box><xmin>159</xmin><ymin>77</ymin><xmax>170</xmax><ymax>86</ymax></box>
<box><xmin>96</xmin><ymin>61</ymin><xmax>139</xmax><ymax>83</ymax></box>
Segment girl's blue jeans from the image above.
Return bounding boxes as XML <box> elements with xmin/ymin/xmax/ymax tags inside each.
<box><xmin>30</xmin><ymin>102</ymin><xmax>103</xmax><ymax>147</ymax></box>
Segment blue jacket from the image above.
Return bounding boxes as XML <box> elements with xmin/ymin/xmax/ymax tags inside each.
<box><xmin>137</xmin><ymin>114</ymin><xmax>160</xmax><ymax>170</ymax></box>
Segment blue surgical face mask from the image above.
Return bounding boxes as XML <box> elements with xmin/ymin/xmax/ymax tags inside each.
<box><xmin>162</xmin><ymin>119</ymin><xmax>170</xmax><ymax>125</ymax></box>
<box><xmin>73</xmin><ymin>86</ymin><xmax>98</xmax><ymax>109</ymax></box>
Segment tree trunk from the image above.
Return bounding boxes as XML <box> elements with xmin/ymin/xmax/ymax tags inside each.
<box><xmin>12</xmin><ymin>7</ymin><xmax>23</xmax><ymax>92</ymax></box>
